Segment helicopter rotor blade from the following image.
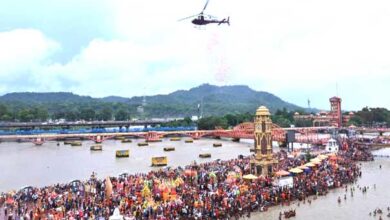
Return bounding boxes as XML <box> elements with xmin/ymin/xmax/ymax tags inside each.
<box><xmin>202</xmin><ymin>0</ymin><xmax>210</xmax><ymax>13</ymax></box>
<box><xmin>178</xmin><ymin>14</ymin><xmax>198</xmax><ymax>22</ymax></box>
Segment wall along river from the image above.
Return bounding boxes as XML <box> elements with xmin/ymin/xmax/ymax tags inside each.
<box><xmin>0</xmin><ymin>138</ymin><xmax>389</xmax><ymax>220</ymax></box>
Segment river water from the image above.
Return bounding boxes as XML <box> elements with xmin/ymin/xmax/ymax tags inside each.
<box><xmin>0</xmin><ymin>138</ymin><xmax>253</xmax><ymax>192</ymax></box>
<box><xmin>1</xmin><ymin>139</ymin><xmax>389</xmax><ymax>220</ymax></box>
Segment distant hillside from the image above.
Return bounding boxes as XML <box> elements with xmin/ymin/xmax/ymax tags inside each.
<box><xmin>123</xmin><ymin>84</ymin><xmax>303</xmax><ymax>116</ymax></box>
<box><xmin>0</xmin><ymin>92</ymin><xmax>94</xmax><ymax>103</ymax></box>
<box><xmin>0</xmin><ymin>84</ymin><xmax>304</xmax><ymax>118</ymax></box>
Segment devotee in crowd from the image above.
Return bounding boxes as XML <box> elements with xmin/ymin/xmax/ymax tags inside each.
<box><xmin>0</xmin><ymin>143</ymin><xmax>370</xmax><ymax>220</ymax></box>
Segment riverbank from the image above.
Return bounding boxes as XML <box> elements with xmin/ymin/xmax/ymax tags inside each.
<box><xmin>0</xmin><ymin>146</ymin><xmax>363</xmax><ymax>219</ymax></box>
<box><xmin>252</xmin><ymin>156</ymin><xmax>390</xmax><ymax>219</ymax></box>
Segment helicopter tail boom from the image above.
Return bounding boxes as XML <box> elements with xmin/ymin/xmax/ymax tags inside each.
<box><xmin>218</xmin><ymin>17</ymin><xmax>230</xmax><ymax>26</ymax></box>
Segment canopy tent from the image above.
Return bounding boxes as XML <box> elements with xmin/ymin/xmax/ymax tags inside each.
<box><xmin>317</xmin><ymin>155</ymin><xmax>328</xmax><ymax>160</ymax></box>
<box><xmin>277</xmin><ymin>176</ymin><xmax>294</xmax><ymax>188</ymax></box>
<box><xmin>297</xmin><ymin>165</ymin><xmax>309</xmax><ymax>170</ymax></box>
<box><xmin>289</xmin><ymin>168</ymin><xmax>303</xmax><ymax>174</ymax></box>
<box><xmin>275</xmin><ymin>170</ymin><xmax>290</xmax><ymax>177</ymax></box>
<box><xmin>243</xmin><ymin>174</ymin><xmax>258</xmax><ymax>180</ymax></box>
<box><xmin>310</xmin><ymin>158</ymin><xmax>322</xmax><ymax>163</ymax></box>
<box><xmin>312</xmin><ymin>161</ymin><xmax>321</xmax><ymax>165</ymax></box>
<box><xmin>304</xmin><ymin>163</ymin><xmax>316</xmax><ymax>167</ymax></box>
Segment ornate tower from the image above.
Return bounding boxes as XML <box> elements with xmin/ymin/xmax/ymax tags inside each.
<box><xmin>251</xmin><ymin>106</ymin><xmax>278</xmax><ymax>176</ymax></box>
<box><xmin>329</xmin><ymin>96</ymin><xmax>342</xmax><ymax>127</ymax></box>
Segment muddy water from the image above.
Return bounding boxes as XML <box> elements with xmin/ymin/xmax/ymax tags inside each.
<box><xmin>0</xmin><ymin>138</ymin><xmax>252</xmax><ymax>192</ymax></box>
<box><xmin>1</xmin><ymin>139</ymin><xmax>389</xmax><ymax>220</ymax></box>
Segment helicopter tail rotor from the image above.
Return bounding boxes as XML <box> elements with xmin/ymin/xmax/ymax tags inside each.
<box><xmin>218</xmin><ymin>17</ymin><xmax>230</xmax><ymax>26</ymax></box>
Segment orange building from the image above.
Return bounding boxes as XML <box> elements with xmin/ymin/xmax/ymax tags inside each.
<box><xmin>294</xmin><ymin>97</ymin><xmax>352</xmax><ymax>127</ymax></box>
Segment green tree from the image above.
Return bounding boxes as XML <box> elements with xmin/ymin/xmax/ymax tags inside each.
<box><xmin>18</xmin><ymin>109</ymin><xmax>34</xmax><ymax>122</ymax></box>
<box><xmin>97</xmin><ymin>107</ymin><xmax>113</xmax><ymax>121</ymax></box>
<box><xmin>224</xmin><ymin>114</ymin><xmax>237</xmax><ymax>126</ymax></box>
<box><xmin>115</xmin><ymin>109</ymin><xmax>129</xmax><ymax>121</ymax></box>
<box><xmin>183</xmin><ymin>117</ymin><xmax>192</xmax><ymax>126</ymax></box>
<box><xmin>198</xmin><ymin>116</ymin><xmax>228</xmax><ymax>130</ymax></box>
<box><xmin>80</xmin><ymin>108</ymin><xmax>96</xmax><ymax>121</ymax></box>
<box><xmin>294</xmin><ymin>119</ymin><xmax>313</xmax><ymax>127</ymax></box>
<box><xmin>1</xmin><ymin>114</ymin><xmax>12</xmax><ymax>121</ymax></box>
<box><xmin>0</xmin><ymin>104</ymin><xmax>12</xmax><ymax>121</ymax></box>
<box><xmin>272</xmin><ymin>115</ymin><xmax>292</xmax><ymax>127</ymax></box>
<box><xmin>31</xmin><ymin>106</ymin><xmax>48</xmax><ymax>121</ymax></box>
<box><xmin>65</xmin><ymin>111</ymin><xmax>79</xmax><ymax>121</ymax></box>
<box><xmin>348</xmin><ymin>116</ymin><xmax>362</xmax><ymax>126</ymax></box>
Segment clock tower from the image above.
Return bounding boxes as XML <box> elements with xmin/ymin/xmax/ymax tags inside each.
<box><xmin>251</xmin><ymin>106</ymin><xmax>278</xmax><ymax>176</ymax></box>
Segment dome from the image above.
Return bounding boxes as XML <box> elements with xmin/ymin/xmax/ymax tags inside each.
<box><xmin>256</xmin><ymin>106</ymin><xmax>270</xmax><ymax>116</ymax></box>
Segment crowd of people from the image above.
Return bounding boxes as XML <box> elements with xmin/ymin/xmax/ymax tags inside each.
<box><xmin>0</xmin><ymin>146</ymin><xmax>370</xmax><ymax>220</ymax></box>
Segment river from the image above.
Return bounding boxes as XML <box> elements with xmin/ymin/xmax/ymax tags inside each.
<box><xmin>0</xmin><ymin>138</ymin><xmax>253</xmax><ymax>192</ymax></box>
<box><xmin>1</xmin><ymin>139</ymin><xmax>389</xmax><ymax>220</ymax></box>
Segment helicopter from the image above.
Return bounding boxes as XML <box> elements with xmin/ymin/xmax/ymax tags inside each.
<box><xmin>179</xmin><ymin>0</ymin><xmax>230</xmax><ymax>26</ymax></box>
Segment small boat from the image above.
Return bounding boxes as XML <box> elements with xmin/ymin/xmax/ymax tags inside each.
<box><xmin>90</xmin><ymin>144</ymin><xmax>103</xmax><ymax>151</ymax></box>
<box><xmin>114</xmin><ymin>136</ymin><xmax>126</xmax><ymax>140</ymax></box>
<box><xmin>147</xmin><ymin>139</ymin><xmax>162</xmax><ymax>142</ymax></box>
<box><xmin>185</xmin><ymin>139</ymin><xmax>194</xmax><ymax>143</ymax></box>
<box><xmin>64</xmin><ymin>141</ymin><xmax>73</xmax><ymax>145</ymax></box>
<box><xmin>170</xmin><ymin>137</ymin><xmax>181</xmax><ymax>141</ymax></box>
<box><xmin>213</xmin><ymin>143</ymin><xmax>222</xmax><ymax>147</ymax></box>
<box><xmin>199</xmin><ymin>153</ymin><xmax>211</xmax><ymax>158</ymax></box>
<box><xmin>163</xmin><ymin>147</ymin><xmax>175</xmax><ymax>151</ymax></box>
<box><xmin>250</xmin><ymin>148</ymin><xmax>255</xmax><ymax>152</ymax></box>
<box><xmin>138</xmin><ymin>142</ymin><xmax>149</xmax><ymax>146</ymax></box>
<box><xmin>121</xmin><ymin>139</ymin><xmax>132</xmax><ymax>143</ymax></box>
<box><xmin>70</xmin><ymin>141</ymin><xmax>82</xmax><ymax>146</ymax></box>
<box><xmin>151</xmin><ymin>156</ymin><xmax>168</xmax><ymax>166</ymax></box>
<box><xmin>116</xmin><ymin>150</ymin><xmax>129</xmax><ymax>158</ymax></box>
<box><xmin>34</xmin><ymin>141</ymin><xmax>44</xmax><ymax>146</ymax></box>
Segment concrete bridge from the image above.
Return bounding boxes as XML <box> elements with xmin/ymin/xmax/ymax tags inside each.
<box><xmin>0</xmin><ymin>123</ymin><xmax>335</xmax><ymax>145</ymax></box>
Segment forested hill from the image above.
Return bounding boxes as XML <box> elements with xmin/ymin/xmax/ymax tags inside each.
<box><xmin>0</xmin><ymin>84</ymin><xmax>303</xmax><ymax>121</ymax></box>
<box><xmin>115</xmin><ymin>84</ymin><xmax>303</xmax><ymax>114</ymax></box>
<box><xmin>0</xmin><ymin>92</ymin><xmax>94</xmax><ymax>103</ymax></box>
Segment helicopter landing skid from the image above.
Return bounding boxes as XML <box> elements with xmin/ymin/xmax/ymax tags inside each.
<box><xmin>194</xmin><ymin>25</ymin><xmax>206</xmax><ymax>30</ymax></box>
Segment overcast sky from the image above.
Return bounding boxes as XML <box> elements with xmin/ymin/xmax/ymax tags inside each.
<box><xmin>0</xmin><ymin>0</ymin><xmax>389</xmax><ymax>110</ymax></box>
